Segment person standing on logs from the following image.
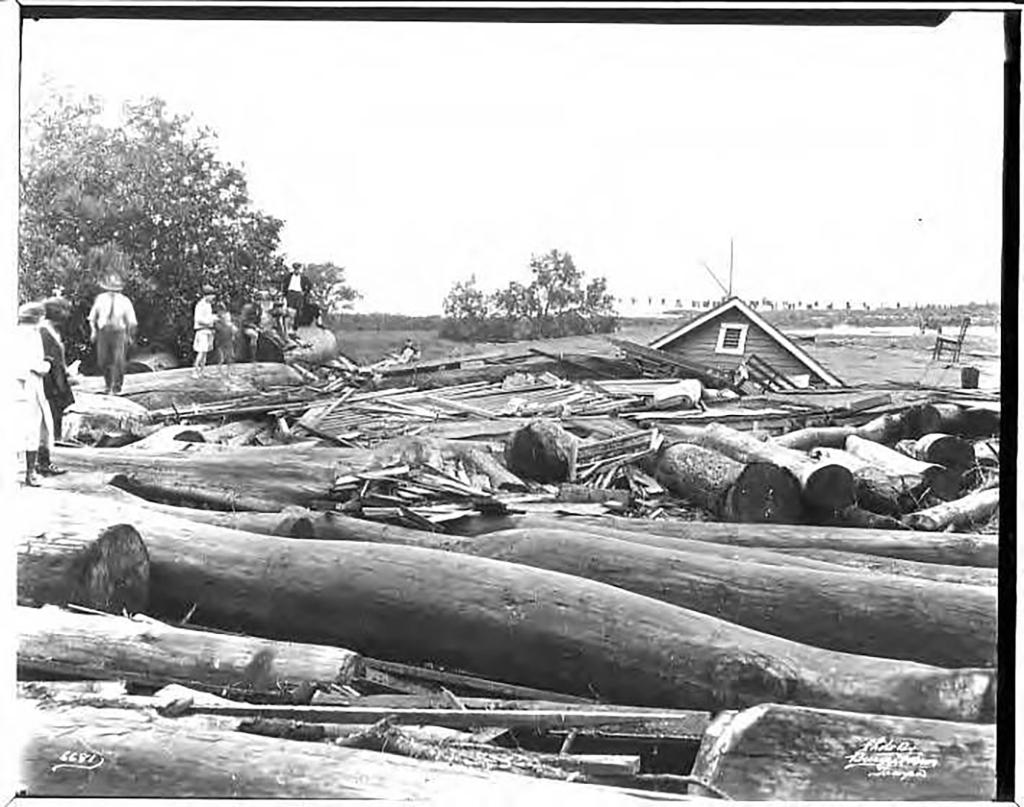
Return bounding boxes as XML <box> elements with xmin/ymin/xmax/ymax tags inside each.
<box><xmin>15</xmin><ymin>303</ymin><xmax>53</xmax><ymax>487</ymax></box>
<box><xmin>192</xmin><ymin>285</ymin><xmax>217</xmax><ymax>377</ymax></box>
<box><xmin>36</xmin><ymin>298</ymin><xmax>74</xmax><ymax>476</ymax></box>
<box><xmin>88</xmin><ymin>273</ymin><xmax>137</xmax><ymax>395</ymax></box>
<box><xmin>280</xmin><ymin>262</ymin><xmax>311</xmax><ymax>336</ymax></box>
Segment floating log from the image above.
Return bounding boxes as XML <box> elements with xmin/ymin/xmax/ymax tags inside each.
<box><xmin>899</xmin><ymin>433</ymin><xmax>976</xmax><ymax>472</ymax></box>
<box><xmin>18</xmin><ymin>605</ymin><xmax>361</xmax><ymax>700</ymax></box>
<box><xmin>450</xmin><ymin>512</ymin><xmax>998</xmax><ymax>567</ymax></box>
<box><xmin>448</xmin><ymin>528</ymin><xmax>997</xmax><ymax>668</ymax></box>
<box><xmin>25</xmin><ymin>489</ymin><xmax>994</xmax><ymax>721</ymax></box>
<box><xmin>679</xmin><ymin>423</ymin><xmax>855</xmax><ymax>511</ymax></box>
<box><xmin>505</xmin><ymin>419</ymin><xmax>580</xmax><ymax>482</ymax></box>
<box><xmin>655</xmin><ymin>443</ymin><xmax>803</xmax><ymax>523</ymax></box>
<box><xmin>690</xmin><ymin>703</ymin><xmax>995</xmax><ymax>801</ymax></box>
<box><xmin>903</xmin><ymin>488</ymin><xmax>1000</xmax><ymax>532</ymax></box>
<box><xmin>845</xmin><ymin>435</ymin><xmax>961</xmax><ymax>500</ymax></box>
<box><xmin>765</xmin><ymin>547</ymin><xmax>996</xmax><ymax>587</ymax></box>
<box><xmin>18</xmin><ymin>512</ymin><xmax>149</xmax><ymax>614</ymax></box>
<box><xmin>18</xmin><ymin>701</ymin><xmax>653</xmax><ymax>801</ymax></box>
<box><xmin>75</xmin><ymin>362</ymin><xmax>307</xmax><ymax>410</ymax></box>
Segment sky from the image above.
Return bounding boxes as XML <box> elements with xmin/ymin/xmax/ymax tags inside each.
<box><xmin>20</xmin><ymin>13</ymin><xmax>1006</xmax><ymax>315</ymax></box>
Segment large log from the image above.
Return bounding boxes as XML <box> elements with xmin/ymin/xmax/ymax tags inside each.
<box><xmin>679</xmin><ymin>423</ymin><xmax>855</xmax><ymax>511</ymax></box>
<box><xmin>809</xmin><ymin>447</ymin><xmax>922</xmax><ymax>516</ymax></box>
<box><xmin>765</xmin><ymin>547</ymin><xmax>997</xmax><ymax>587</ymax></box>
<box><xmin>52</xmin><ymin>444</ymin><xmax>366</xmax><ymax>509</ymax></box>
<box><xmin>18</xmin><ymin>512</ymin><xmax>149</xmax><ymax>613</ymax></box>
<box><xmin>772</xmin><ymin>412</ymin><xmax>905</xmax><ymax>451</ymax></box>
<box><xmin>18</xmin><ymin>701</ymin><xmax>655</xmax><ymax>801</ymax></box>
<box><xmin>931</xmin><ymin>402</ymin><xmax>1000</xmax><ymax>438</ymax></box>
<box><xmin>76</xmin><ymin>362</ymin><xmax>306</xmax><ymax>410</ymax></box>
<box><xmin>690</xmin><ymin>703</ymin><xmax>995</xmax><ymax>801</ymax></box>
<box><xmin>60</xmin><ymin>391</ymin><xmax>156</xmax><ymax>445</ymax></box>
<box><xmin>505</xmin><ymin>418</ymin><xmax>580</xmax><ymax>482</ymax></box>
<box><xmin>436</xmin><ymin>528</ymin><xmax>997</xmax><ymax>667</ymax></box>
<box><xmin>899</xmin><ymin>433</ymin><xmax>976</xmax><ymax>472</ymax></box>
<box><xmin>23</xmin><ymin>489</ymin><xmax>995</xmax><ymax>721</ymax></box>
<box><xmin>18</xmin><ymin>605</ymin><xmax>361</xmax><ymax>700</ymax></box>
<box><xmin>903</xmin><ymin>488</ymin><xmax>1000</xmax><ymax>532</ymax></box>
<box><xmin>654</xmin><ymin>443</ymin><xmax>803</xmax><ymax>523</ymax></box>
<box><xmin>285</xmin><ymin>325</ymin><xmax>339</xmax><ymax>365</ymax></box>
<box><xmin>845</xmin><ymin>435</ymin><xmax>960</xmax><ymax>500</ymax></box>
<box><xmin>446</xmin><ymin>512</ymin><xmax>998</xmax><ymax>567</ymax></box>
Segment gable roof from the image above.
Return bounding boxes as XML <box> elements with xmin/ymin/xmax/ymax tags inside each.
<box><xmin>649</xmin><ymin>297</ymin><xmax>844</xmax><ymax>387</ymax></box>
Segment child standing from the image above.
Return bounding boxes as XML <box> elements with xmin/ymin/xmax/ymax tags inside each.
<box><xmin>213</xmin><ymin>305</ymin><xmax>237</xmax><ymax>377</ymax></box>
<box><xmin>192</xmin><ymin>285</ymin><xmax>217</xmax><ymax>377</ymax></box>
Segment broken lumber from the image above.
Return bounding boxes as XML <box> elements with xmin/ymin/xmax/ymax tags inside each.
<box><xmin>17</xmin><ymin>605</ymin><xmax>361</xmax><ymax>700</ymax></box>
<box><xmin>845</xmin><ymin>435</ymin><xmax>961</xmax><ymax>500</ymax></box>
<box><xmin>27</xmin><ymin>489</ymin><xmax>995</xmax><ymax>721</ymax></box>
<box><xmin>680</xmin><ymin>423</ymin><xmax>855</xmax><ymax>511</ymax></box>
<box><xmin>903</xmin><ymin>487</ymin><xmax>1000</xmax><ymax>532</ymax></box>
<box><xmin>655</xmin><ymin>443</ymin><xmax>803</xmax><ymax>523</ymax></box>
<box><xmin>18</xmin><ymin>701</ymin><xmax>654</xmax><ymax>801</ymax></box>
<box><xmin>17</xmin><ymin>513</ymin><xmax>148</xmax><ymax>614</ymax></box>
<box><xmin>690</xmin><ymin>703</ymin><xmax>995</xmax><ymax>801</ymax></box>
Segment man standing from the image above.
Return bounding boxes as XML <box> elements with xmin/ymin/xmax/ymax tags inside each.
<box><xmin>280</xmin><ymin>262</ymin><xmax>311</xmax><ymax>335</ymax></box>
<box><xmin>16</xmin><ymin>302</ymin><xmax>52</xmax><ymax>486</ymax></box>
<box><xmin>89</xmin><ymin>273</ymin><xmax>137</xmax><ymax>395</ymax></box>
<box><xmin>38</xmin><ymin>297</ymin><xmax>74</xmax><ymax>475</ymax></box>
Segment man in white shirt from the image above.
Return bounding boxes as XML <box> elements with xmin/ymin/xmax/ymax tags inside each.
<box><xmin>280</xmin><ymin>262</ymin><xmax>311</xmax><ymax>335</ymax></box>
<box><xmin>192</xmin><ymin>285</ymin><xmax>217</xmax><ymax>376</ymax></box>
<box><xmin>88</xmin><ymin>274</ymin><xmax>137</xmax><ymax>394</ymax></box>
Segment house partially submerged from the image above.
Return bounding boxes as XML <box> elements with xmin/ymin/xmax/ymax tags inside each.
<box><xmin>649</xmin><ymin>297</ymin><xmax>843</xmax><ymax>389</ymax></box>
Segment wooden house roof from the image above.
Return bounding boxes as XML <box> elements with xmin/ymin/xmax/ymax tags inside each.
<box><xmin>649</xmin><ymin>297</ymin><xmax>844</xmax><ymax>387</ymax></box>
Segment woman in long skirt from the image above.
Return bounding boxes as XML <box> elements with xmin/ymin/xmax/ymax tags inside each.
<box><xmin>15</xmin><ymin>302</ymin><xmax>53</xmax><ymax>486</ymax></box>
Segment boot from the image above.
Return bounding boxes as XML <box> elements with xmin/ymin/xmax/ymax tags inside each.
<box><xmin>24</xmin><ymin>451</ymin><xmax>41</xmax><ymax>487</ymax></box>
<box><xmin>37</xmin><ymin>445</ymin><xmax>66</xmax><ymax>476</ymax></box>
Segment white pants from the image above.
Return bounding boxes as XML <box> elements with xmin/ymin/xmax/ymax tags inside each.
<box><xmin>17</xmin><ymin>375</ymin><xmax>53</xmax><ymax>454</ymax></box>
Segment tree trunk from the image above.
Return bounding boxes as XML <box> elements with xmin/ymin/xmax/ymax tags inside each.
<box><xmin>764</xmin><ymin>547</ymin><xmax>996</xmax><ymax>587</ymax></box>
<box><xmin>654</xmin><ymin>443</ymin><xmax>803</xmax><ymax>523</ymax></box>
<box><xmin>808</xmin><ymin>447</ymin><xmax>923</xmax><ymax>515</ymax></box>
<box><xmin>903</xmin><ymin>488</ymin><xmax>1000</xmax><ymax>532</ymax></box>
<box><xmin>18</xmin><ymin>701</ymin><xmax>649</xmax><ymax>801</ymax></box>
<box><xmin>505</xmin><ymin>419</ymin><xmax>580</xmax><ymax>482</ymax></box>
<box><xmin>23</xmin><ymin>489</ymin><xmax>994</xmax><ymax>721</ymax></box>
<box><xmin>447</xmin><ymin>511</ymin><xmax>998</xmax><ymax>567</ymax></box>
<box><xmin>61</xmin><ymin>391</ymin><xmax>156</xmax><ymax>445</ymax></box>
<box><xmin>18</xmin><ymin>512</ymin><xmax>149</xmax><ymax>614</ymax></box>
<box><xmin>772</xmin><ymin>412</ymin><xmax>907</xmax><ymax>451</ymax></box>
<box><xmin>690</xmin><ymin>703</ymin><xmax>995</xmax><ymax>801</ymax></box>
<box><xmin>125</xmin><ymin>424</ymin><xmax>210</xmax><ymax>451</ymax></box>
<box><xmin>900</xmin><ymin>433</ymin><xmax>976</xmax><ymax>472</ymax></box>
<box><xmin>845</xmin><ymin>435</ymin><xmax>961</xmax><ymax>500</ymax></box>
<box><xmin>679</xmin><ymin>423</ymin><xmax>855</xmax><ymax>511</ymax></box>
<box><xmin>18</xmin><ymin>605</ymin><xmax>361</xmax><ymax>700</ymax></box>
<box><xmin>52</xmin><ymin>444</ymin><xmax>366</xmax><ymax>509</ymax></box>
<box><xmin>931</xmin><ymin>402</ymin><xmax>1000</xmax><ymax>438</ymax></box>
<box><xmin>286</xmin><ymin>325</ymin><xmax>338</xmax><ymax>365</ymax></box>
<box><xmin>76</xmin><ymin>362</ymin><xmax>306</xmax><ymax>410</ymax></box>
<box><xmin>447</xmin><ymin>529</ymin><xmax>997</xmax><ymax>668</ymax></box>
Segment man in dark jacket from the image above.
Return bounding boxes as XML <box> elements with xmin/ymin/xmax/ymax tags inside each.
<box><xmin>280</xmin><ymin>262</ymin><xmax>312</xmax><ymax>335</ymax></box>
<box><xmin>38</xmin><ymin>297</ymin><xmax>74</xmax><ymax>475</ymax></box>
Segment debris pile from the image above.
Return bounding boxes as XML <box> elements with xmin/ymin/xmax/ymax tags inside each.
<box><xmin>20</xmin><ymin>339</ymin><xmax>1000</xmax><ymax>800</ymax></box>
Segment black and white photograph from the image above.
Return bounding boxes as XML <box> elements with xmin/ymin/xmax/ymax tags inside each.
<box><xmin>7</xmin><ymin>2</ymin><xmax>1013</xmax><ymax>802</ymax></box>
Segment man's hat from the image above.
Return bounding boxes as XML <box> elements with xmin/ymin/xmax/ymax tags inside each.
<box><xmin>291</xmin><ymin>262</ymin><xmax>302</xmax><ymax>270</ymax></box>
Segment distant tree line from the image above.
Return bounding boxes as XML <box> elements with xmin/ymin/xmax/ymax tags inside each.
<box><xmin>441</xmin><ymin>250</ymin><xmax>618</xmax><ymax>342</ymax></box>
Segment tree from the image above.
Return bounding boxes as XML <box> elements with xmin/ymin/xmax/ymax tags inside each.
<box><xmin>20</xmin><ymin>92</ymin><xmax>288</xmax><ymax>361</ymax></box>
<box><xmin>298</xmin><ymin>262</ymin><xmax>361</xmax><ymax>315</ymax></box>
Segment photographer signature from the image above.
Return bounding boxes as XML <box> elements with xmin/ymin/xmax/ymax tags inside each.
<box><xmin>844</xmin><ymin>737</ymin><xmax>939</xmax><ymax>781</ymax></box>
<box><xmin>51</xmin><ymin>750</ymin><xmax>105</xmax><ymax>773</ymax></box>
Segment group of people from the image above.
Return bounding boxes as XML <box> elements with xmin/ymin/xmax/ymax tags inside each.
<box><xmin>190</xmin><ymin>263</ymin><xmax>322</xmax><ymax>376</ymax></box>
<box><xmin>15</xmin><ymin>297</ymin><xmax>77</xmax><ymax>486</ymax></box>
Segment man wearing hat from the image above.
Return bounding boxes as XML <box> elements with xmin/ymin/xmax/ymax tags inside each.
<box><xmin>15</xmin><ymin>302</ymin><xmax>53</xmax><ymax>486</ymax></box>
<box><xmin>280</xmin><ymin>262</ymin><xmax>311</xmax><ymax>336</ymax></box>
<box><xmin>192</xmin><ymin>284</ymin><xmax>218</xmax><ymax>376</ymax></box>
<box><xmin>88</xmin><ymin>273</ymin><xmax>137</xmax><ymax>395</ymax></box>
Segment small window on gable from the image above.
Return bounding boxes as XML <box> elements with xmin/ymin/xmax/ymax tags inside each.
<box><xmin>715</xmin><ymin>323</ymin><xmax>748</xmax><ymax>355</ymax></box>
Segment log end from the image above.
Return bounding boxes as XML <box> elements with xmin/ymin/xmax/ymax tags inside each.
<box><xmin>727</xmin><ymin>464</ymin><xmax>804</xmax><ymax>524</ymax></box>
<box><xmin>801</xmin><ymin>464</ymin><xmax>856</xmax><ymax>511</ymax></box>
<box><xmin>505</xmin><ymin>419</ymin><xmax>579</xmax><ymax>483</ymax></box>
<box><xmin>81</xmin><ymin>524</ymin><xmax>150</xmax><ymax>613</ymax></box>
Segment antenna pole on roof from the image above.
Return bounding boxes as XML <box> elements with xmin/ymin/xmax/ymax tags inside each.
<box><xmin>728</xmin><ymin>237</ymin><xmax>734</xmax><ymax>298</ymax></box>
<box><xmin>701</xmin><ymin>261</ymin><xmax>729</xmax><ymax>297</ymax></box>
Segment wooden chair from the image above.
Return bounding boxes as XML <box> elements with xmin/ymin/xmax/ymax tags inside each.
<box><xmin>932</xmin><ymin>316</ymin><xmax>970</xmax><ymax>363</ymax></box>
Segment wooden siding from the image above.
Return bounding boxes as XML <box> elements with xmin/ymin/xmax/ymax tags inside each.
<box><xmin>660</xmin><ymin>316</ymin><xmax>823</xmax><ymax>382</ymax></box>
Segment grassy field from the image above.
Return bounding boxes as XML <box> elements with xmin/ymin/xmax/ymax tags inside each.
<box><xmin>334</xmin><ymin>308</ymin><xmax>1002</xmax><ymax>391</ymax></box>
